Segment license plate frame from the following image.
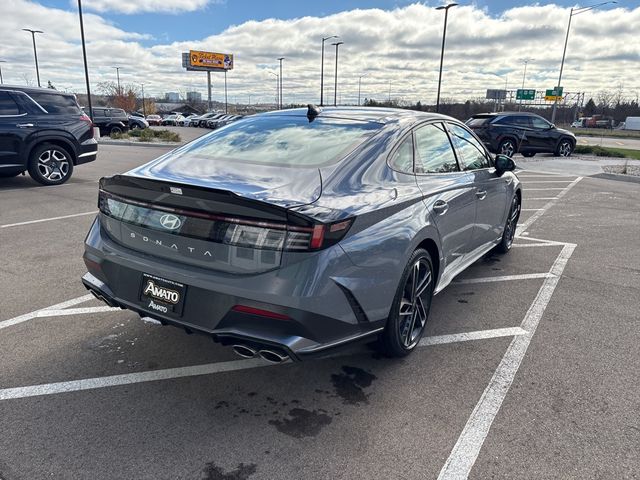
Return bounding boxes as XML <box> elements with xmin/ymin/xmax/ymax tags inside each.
<box><xmin>139</xmin><ymin>273</ymin><xmax>186</xmax><ymax>316</ymax></box>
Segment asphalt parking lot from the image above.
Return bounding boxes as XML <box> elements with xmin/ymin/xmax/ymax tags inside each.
<box><xmin>1</xmin><ymin>143</ymin><xmax>639</xmax><ymax>479</ymax></box>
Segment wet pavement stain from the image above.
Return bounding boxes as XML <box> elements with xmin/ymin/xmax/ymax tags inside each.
<box><xmin>202</xmin><ymin>462</ymin><xmax>257</xmax><ymax>480</ymax></box>
<box><xmin>331</xmin><ymin>366</ymin><xmax>377</xmax><ymax>405</ymax></box>
<box><xmin>268</xmin><ymin>408</ymin><xmax>332</xmax><ymax>438</ymax></box>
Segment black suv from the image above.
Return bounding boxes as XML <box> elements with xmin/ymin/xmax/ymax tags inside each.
<box><xmin>0</xmin><ymin>86</ymin><xmax>97</xmax><ymax>185</ymax></box>
<box><xmin>466</xmin><ymin>112</ymin><xmax>576</xmax><ymax>158</ymax></box>
<box><xmin>84</xmin><ymin>107</ymin><xmax>129</xmax><ymax>136</ymax></box>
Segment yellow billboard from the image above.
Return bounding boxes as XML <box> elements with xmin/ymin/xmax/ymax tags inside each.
<box><xmin>189</xmin><ymin>50</ymin><xmax>234</xmax><ymax>71</ymax></box>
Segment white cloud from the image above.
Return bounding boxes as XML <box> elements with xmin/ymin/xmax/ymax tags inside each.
<box><xmin>81</xmin><ymin>0</ymin><xmax>212</xmax><ymax>15</ymax></box>
<box><xmin>1</xmin><ymin>1</ymin><xmax>638</xmax><ymax>106</ymax></box>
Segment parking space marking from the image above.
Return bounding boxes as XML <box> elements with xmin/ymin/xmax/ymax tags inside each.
<box><xmin>526</xmin><ymin>197</ymin><xmax>560</xmax><ymax>200</ymax></box>
<box><xmin>520</xmin><ymin>208</ymin><xmax>542</xmax><ymax>212</ymax></box>
<box><xmin>438</xmin><ymin>242</ymin><xmax>576</xmax><ymax>480</ymax></box>
<box><xmin>524</xmin><ymin>188</ymin><xmax>566</xmax><ymax>191</ymax></box>
<box><xmin>36</xmin><ymin>306</ymin><xmax>119</xmax><ymax>318</ymax></box>
<box><xmin>0</xmin><ymin>326</ymin><xmax>529</xmax><ymax>402</ymax></box>
<box><xmin>0</xmin><ymin>211</ymin><xmax>98</xmax><ymax>229</ymax></box>
<box><xmin>517</xmin><ymin>177</ymin><xmax>583</xmax><ymax>235</ymax></box>
<box><xmin>0</xmin><ymin>294</ymin><xmax>94</xmax><ymax>331</ymax></box>
<box><xmin>521</xmin><ymin>180</ymin><xmax>575</xmax><ymax>184</ymax></box>
<box><xmin>454</xmin><ymin>273</ymin><xmax>554</xmax><ymax>285</ymax></box>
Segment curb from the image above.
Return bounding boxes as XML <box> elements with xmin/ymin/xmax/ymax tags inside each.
<box><xmin>98</xmin><ymin>140</ymin><xmax>182</xmax><ymax>148</ymax></box>
<box><xmin>591</xmin><ymin>172</ymin><xmax>640</xmax><ymax>184</ymax></box>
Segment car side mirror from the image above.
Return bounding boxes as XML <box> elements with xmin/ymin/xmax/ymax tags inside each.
<box><xmin>495</xmin><ymin>154</ymin><xmax>516</xmax><ymax>176</ymax></box>
<box><xmin>548</xmin><ymin>124</ymin><xmax>555</xmax><ymax>129</ymax></box>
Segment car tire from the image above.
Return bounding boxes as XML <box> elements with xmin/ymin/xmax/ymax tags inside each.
<box><xmin>27</xmin><ymin>143</ymin><xmax>74</xmax><ymax>186</ymax></box>
<box><xmin>378</xmin><ymin>248</ymin><xmax>434</xmax><ymax>357</ymax></box>
<box><xmin>498</xmin><ymin>138</ymin><xmax>517</xmax><ymax>158</ymax></box>
<box><xmin>522</xmin><ymin>152</ymin><xmax>536</xmax><ymax>158</ymax></box>
<box><xmin>495</xmin><ymin>194</ymin><xmax>520</xmax><ymax>254</ymax></box>
<box><xmin>131</xmin><ymin>123</ymin><xmax>140</xmax><ymax>130</ymax></box>
<box><xmin>555</xmin><ymin>138</ymin><xmax>573</xmax><ymax>157</ymax></box>
<box><xmin>110</xmin><ymin>126</ymin><xmax>123</xmax><ymax>135</ymax></box>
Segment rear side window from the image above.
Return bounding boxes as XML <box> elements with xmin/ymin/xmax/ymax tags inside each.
<box><xmin>447</xmin><ymin>123</ymin><xmax>491</xmax><ymax>171</ymax></box>
<box><xmin>0</xmin><ymin>92</ymin><xmax>22</xmax><ymax>115</ymax></box>
<box><xmin>497</xmin><ymin>115</ymin><xmax>529</xmax><ymax>127</ymax></box>
<box><xmin>388</xmin><ymin>135</ymin><xmax>414</xmax><ymax>173</ymax></box>
<box><xmin>467</xmin><ymin>116</ymin><xmax>492</xmax><ymax>127</ymax></box>
<box><xmin>414</xmin><ymin>123</ymin><xmax>459</xmax><ymax>174</ymax></box>
<box><xmin>174</xmin><ymin>115</ymin><xmax>381</xmax><ymax>168</ymax></box>
<box><xmin>29</xmin><ymin>92</ymin><xmax>81</xmax><ymax>115</ymax></box>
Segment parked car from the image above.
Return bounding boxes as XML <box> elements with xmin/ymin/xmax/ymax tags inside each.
<box><xmin>84</xmin><ymin>107</ymin><xmax>129</xmax><ymax>137</ymax></box>
<box><xmin>82</xmin><ymin>106</ymin><xmax>521</xmax><ymax>362</ymax></box>
<box><xmin>195</xmin><ymin>112</ymin><xmax>223</xmax><ymax>127</ymax></box>
<box><xmin>179</xmin><ymin>114</ymin><xmax>199</xmax><ymax>127</ymax></box>
<box><xmin>129</xmin><ymin>115</ymin><xmax>149</xmax><ymax>130</ymax></box>
<box><xmin>466</xmin><ymin>112</ymin><xmax>576</xmax><ymax>157</ymax></box>
<box><xmin>570</xmin><ymin>118</ymin><xmax>585</xmax><ymax>128</ymax></box>
<box><xmin>206</xmin><ymin>114</ymin><xmax>235</xmax><ymax>129</ymax></box>
<box><xmin>214</xmin><ymin>115</ymin><xmax>244</xmax><ymax>129</ymax></box>
<box><xmin>146</xmin><ymin>114</ymin><xmax>162</xmax><ymax>126</ymax></box>
<box><xmin>161</xmin><ymin>114</ymin><xmax>185</xmax><ymax>126</ymax></box>
<box><xmin>0</xmin><ymin>85</ymin><xmax>97</xmax><ymax>185</ymax></box>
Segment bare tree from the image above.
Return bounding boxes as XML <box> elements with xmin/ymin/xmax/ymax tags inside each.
<box><xmin>98</xmin><ymin>81</ymin><xmax>139</xmax><ymax>112</ymax></box>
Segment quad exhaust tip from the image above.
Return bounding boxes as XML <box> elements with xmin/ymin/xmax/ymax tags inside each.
<box><xmin>231</xmin><ymin>344</ymin><xmax>289</xmax><ymax>363</ymax></box>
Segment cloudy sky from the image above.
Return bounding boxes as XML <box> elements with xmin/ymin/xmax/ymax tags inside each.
<box><xmin>1</xmin><ymin>0</ymin><xmax>638</xmax><ymax>105</ymax></box>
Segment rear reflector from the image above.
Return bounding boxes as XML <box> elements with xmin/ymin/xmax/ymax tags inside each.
<box><xmin>231</xmin><ymin>305</ymin><xmax>290</xmax><ymax>320</ymax></box>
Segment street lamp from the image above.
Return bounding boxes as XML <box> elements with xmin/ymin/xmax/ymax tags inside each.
<box><xmin>140</xmin><ymin>83</ymin><xmax>146</xmax><ymax>117</ymax></box>
<box><xmin>358</xmin><ymin>73</ymin><xmax>367</xmax><ymax>106</ymax></box>
<box><xmin>277</xmin><ymin>57</ymin><xmax>284</xmax><ymax>109</ymax></box>
<box><xmin>112</xmin><ymin>66</ymin><xmax>122</xmax><ymax>94</ymax></box>
<box><xmin>518</xmin><ymin>58</ymin><xmax>533</xmax><ymax>111</ymax></box>
<box><xmin>0</xmin><ymin>60</ymin><xmax>5</xmax><ymax>84</ymax></box>
<box><xmin>77</xmin><ymin>0</ymin><xmax>93</xmax><ymax>122</ymax></box>
<box><xmin>22</xmin><ymin>29</ymin><xmax>43</xmax><ymax>87</ymax></box>
<box><xmin>435</xmin><ymin>3</ymin><xmax>457</xmax><ymax>113</ymax></box>
<box><xmin>551</xmin><ymin>1</ymin><xmax>617</xmax><ymax>122</ymax></box>
<box><xmin>332</xmin><ymin>41</ymin><xmax>344</xmax><ymax>107</ymax></box>
<box><xmin>320</xmin><ymin>35</ymin><xmax>338</xmax><ymax>106</ymax></box>
<box><xmin>269</xmin><ymin>71</ymin><xmax>279</xmax><ymax>109</ymax></box>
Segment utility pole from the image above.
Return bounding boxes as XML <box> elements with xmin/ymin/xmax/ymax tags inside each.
<box><xmin>207</xmin><ymin>71</ymin><xmax>212</xmax><ymax>111</ymax></box>
<box><xmin>112</xmin><ymin>66</ymin><xmax>122</xmax><ymax>94</ymax></box>
<box><xmin>224</xmin><ymin>70</ymin><xmax>228</xmax><ymax>114</ymax></box>
<box><xmin>0</xmin><ymin>60</ymin><xmax>5</xmax><ymax>84</ymax></box>
<box><xmin>141</xmin><ymin>83</ymin><xmax>146</xmax><ymax>116</ymax></box>
<box><xmin>22</xmin><ymin>29</ymin><xmax>43</xmax><ymax>87</ymax></box>
<box><xmin>320</xmin><ymin>35</ymin><xmax>338</xmax><ymax>106</ymax></box>
<box><xmin>332</xmin><ymin>42</ymin><xmax>343</xmax><ymax>106</ymax></box>
<box><xmin>358</xmin><ymin>74</ymin><xmax>367</xmax><ymax>106</ymax></box>
<box><xmin>269</xmin><ymin>72</ymin><xmax>279</xmax><ymax>109</ymax></box>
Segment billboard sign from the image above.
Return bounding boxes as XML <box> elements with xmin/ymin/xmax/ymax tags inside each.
<box><xmin>486</xmin><ymin>89</ymin><xmax>507</xmax><ymax>100</ymax></box>
<box><xmin>183</xmin><ymin>50</ymin><xmax>234</xmax><ymax>72</ymax></box>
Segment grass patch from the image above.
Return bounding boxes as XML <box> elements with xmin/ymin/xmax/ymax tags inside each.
<box><xmin>569</xmin><ymin>128</ymin><xmax>640</xmax><ymax>139</ymax></box>
<box><xmin>574</xmin><ymin>145</ymin><xmax>640</xmax><ymax>160</ymax></box>
<box><xmin>109</xmin><ymin>128</ymin><xmax>181</xmax><ymax>143</ymax></box>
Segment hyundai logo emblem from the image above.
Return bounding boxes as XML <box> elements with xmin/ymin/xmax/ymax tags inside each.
<box><xmin>159</xmin><ymin>213</ymin><xmax>182</xmax><ymax>230</ymax></box>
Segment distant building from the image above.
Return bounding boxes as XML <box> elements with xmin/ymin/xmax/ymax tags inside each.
<box><xmin>164</xmin><ymin>92</ymin><xmax>180</xmax><ymax>102</ymax></box>
<box><xmin>186</xmin><ymin>91</ymin><xmax>202</xmax><ymax>103</ymax></box>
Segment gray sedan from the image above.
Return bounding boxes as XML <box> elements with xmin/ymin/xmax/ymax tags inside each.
<box><xmin>82</xmin><ymin>106</ymin><xmax>521</xmax><ymax>362</ymax></box>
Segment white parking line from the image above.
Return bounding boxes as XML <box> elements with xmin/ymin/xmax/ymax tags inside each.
<box><xmin>438</xmin><ymin>242</ymin><xmax>576</xmax><ymax>479</ymax></box>
<box><xmin>521</xmin><ymin>181</ymin><xmax>575</xmax><ymax>184</ymax></box>
<box><xmin>36</xmin><ymin>306</ymin><xmax>119</xmax><ymax>318</ymax></box>
<box><xmin>0</xmin><ymin>294</ymin><xmax>94</xmax><ymax>331</ymax></box>
<box><xmin>0</xmin><ymin>326</ymin><xmax>528</xmax><ymax>402</ymax></box>
<box><xmin>525</xmin><ymin>188</ymin><xmax>566</xmax><ymax>191</ymax></box>
<box><xmin>526</xmin><ymin>197</ymin><xmax>559</xmax><ymax>200</ymax></box>
<box><xmin>453</xmin><ymin>273</ymin><xmax>554</xmax><ymax>285</ymax></box>
<box><xmin>0</xmin><ymin>211</ymin><xmax>97</xmax><ymax>229</ymax></box>
<box><xmin>520</xmin><ymin>208</ymin><xmax>542</xmax><ymax>212</ymax></box>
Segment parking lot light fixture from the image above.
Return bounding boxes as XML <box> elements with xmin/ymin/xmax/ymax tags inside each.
<box><xmin>77</xmin><ymin>0</ymin><xmax>93</xmax><ymax>122</ymax></box>
<box><xmin>435</xmin><ymin>3</ymin><xmax>457</xmax><ymax>113</ymax></box>
<box><xmin>277</xmin><ymin>57</ymin><xmax>284</xmax><ymax>109</ymax></box>
<box><xmin>551</xmin><ymin>1</ymin><xmax>617</xmax><ymax>123</ymax></box>
<box><xmin>0</xmin><ymin>60</ymin><xmax>5</xmax><ymax>84</ymax></box>
<box><xmin>320</xmin><ymin>35</ymin><xmax>338</xmax><ymax>106</ymax></box>
<box><xmin>22</xmin><ymin>29</ymin><xmax>43</xmax><ymax>87</ymax></box>
<box><xmin>332</xmin><ymin>41</ymin><xmax>344</xmax><ymax>107</ymax></box>
<box><xmin>112</xmin><ymin>66</ymin><xmax>122</xmax><ymax>94</ymax></box>
<box><xmin>358</xmin><ymin>73</ymin><xmax>367</xmax><ymax>106</ymax></box>
<box><xmin>269</xmin><ymin>71</ymin><xmax>279</xmax><ymax>109</ymax></box>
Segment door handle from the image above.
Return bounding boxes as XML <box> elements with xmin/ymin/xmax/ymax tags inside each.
<box><xmin>476</xmin><ymin>190</ymin><xmax>487</xmax><ymax>200</ymax></box>
<box><xmin>16</xmin><ymin>123</ymin><xmax>34</xmax><ymax>128</ymax></box>
<box><xmin>433</xmin><ymin>200</ymin><xmax>449</xmax><ymax>215</ymax></box>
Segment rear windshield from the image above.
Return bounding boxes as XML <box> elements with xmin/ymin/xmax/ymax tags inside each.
<box><xmin>466</xmin><ymin>116</ymin><xmax>493</xmax><ymax>127</ymax></box>
<box><xmin>29</xmin><ymin>92</ymin><xmax>81</xmax><ymax>115</ymax></box>
<box><xmin>176</xmin><ymin>115</ymin><xmax>381</xmax><ymax>167</ymax></box>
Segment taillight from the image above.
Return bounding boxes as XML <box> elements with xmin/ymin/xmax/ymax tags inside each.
<box><xmin>231</xmin><ymin>305</ymin><xmax>290</xmax><ymax>320</ymax></box>
<box><xmin>80</xmin><ymin>113</ymin><xmax>93</xmax><ymax>126</ymax></box>
<box><xmin>98</xmin><ymin>189</ymin><xmax>353</xmax><ymax>252</ymax></box>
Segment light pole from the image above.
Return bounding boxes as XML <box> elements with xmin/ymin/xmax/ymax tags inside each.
<box><xmin>320</xmin><ymin>35</ymin><xmax>338</xmax><ymax>106</ymax></box>
<box><xmin>269</xmin><ymin>71</ymin><xmax>279</xmax><ymax>109</ymax></box>
<box><xmin>435</xmin><ymin>3</ymin><xmax>457</xmax><ymax>113</ymax></box>
<box><xmin>332</xmin><ymin>41</ymin><xmax>344</xmax><ymax>106</ymax></box>
<box><xmin>112</xmin><ymin>66</ymin><xmax>122</xmax><ymax>94</ymax></box>
<box><xmin>0</xmin><ymin>60</ymin><xmax>5</xmax><ymax>84</ymax></box>
<box><xmin>22</xmin><ymin>29</ymin><xmax>43</xmax><ymax>87</ymax></box>
<box><xmin>358</xmin><ymin>73</ymin><xmax>367</xmax><ymax>106</ymax></box>
<box><xmin>140</xmin><ymin>83</ymin><xmax>146</xmax><ymax>117</ymax></box>
<box><xmin>77</xmin><ymin>0</ymin><xmax>93</xmax><ymax>121</ymax></box>
<box><xmin>277</xmin><ymin>57</ymin><xmax>284</xmax><ymax>109</ymax></box>
<box><xmin>551</xmin><ymin>1</ymin><xmax>617</xmax><ymax>123</ymax></box>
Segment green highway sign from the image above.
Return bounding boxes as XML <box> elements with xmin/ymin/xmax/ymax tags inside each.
<box><xmin>516</xmin><ymin>89</ymin><xmax>536</xmax><ymax>100</ymax></box>
<box><xmin>545</xmin><ymin>87</ymin><xmax>563</xmax><ymax>97</ymax></box>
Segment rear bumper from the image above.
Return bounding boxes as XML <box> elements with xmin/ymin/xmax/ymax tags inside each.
<box><xmin>82</xmin><ymin>217</ymin><xmax>388</xmax><ymax>360</ymax></box>
<box><xmin>76</xmin><ymin>139</ymin><xmax>98</xmax><ymax>165</ymax></box>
